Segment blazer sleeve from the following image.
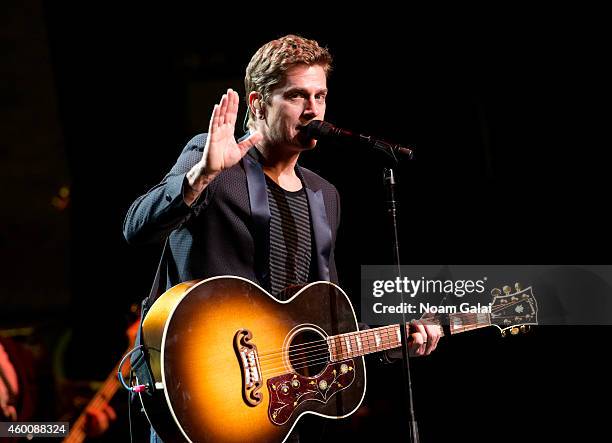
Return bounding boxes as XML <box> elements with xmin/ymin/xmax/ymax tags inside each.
<box><xmin>123</xmin><ymin>134</ymin><xmax>213</xmax><ymax>245</ymax></box>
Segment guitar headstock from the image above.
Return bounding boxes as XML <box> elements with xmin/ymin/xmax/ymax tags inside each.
<box><xmin>490</xmin><ymin>283</ymin><xmax>538</xmax><ymax>336</ymax></box>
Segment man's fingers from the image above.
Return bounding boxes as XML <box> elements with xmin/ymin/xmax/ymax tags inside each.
<box><xmin>418</xmin><ymin>335</ymin><xmax>427</xmax><ymax>356</ymax></box>
<box><xmin>412</xmin><ymin>321</ymin><xmax>427</xmax><ymax>341</ymax></box>
<box><xmin>104</xmin><ymin>404</ymin><xmax>117</xmax><ymax>421</ymax></box>
<box><xmin>411</xmin><ymin>321</ymin><xmax>428</xmax><ymax>356</ymax></box>
<box><xmin>218</xmin><ymin>94</ymin><xmax>228</xmax><ymax>126</ymax></box>
<box><xmin>209</xmin><ymin>89</ymin><xmax>239</xmax><ymax>137</ymax></box>
<box><xmin>86</xmin><ymin>408</ymin><xmax>108</xmax><ymax>436</ymax></box>
<box><xmin>423</xmin><ymin>324</ymin><xmax>439</xmax><ymax>355</ymax></box>
<box><xmin>226</xmin><ymin>89</ymin><xmax>239</xmax><ymax>126</ymax></box>
<box><xmin>208</xmin><ymin>104</ymin><xmax>220</xmax><ymax>134</ymax></box>
<box><xmin>408</xmin><ymin>332</ymin><xmax>424</xmax><ymax>357</ymax></box>
<box><xmin>1</xmin><ymin>404</ymin><xmax>17</xmax><ymax>421</ymax></box>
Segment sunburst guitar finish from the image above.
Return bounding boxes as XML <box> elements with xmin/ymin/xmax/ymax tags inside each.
<box><xmin>138</xmin><ymin>276</ymin><xmax>366</xmax><ymax>443</ymax></box>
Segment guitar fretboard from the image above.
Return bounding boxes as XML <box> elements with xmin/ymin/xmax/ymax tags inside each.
<box><xmin>63</xmin><ymin>320</ymin><xmax>138</xmax><ymax>443</ymax></box>
<box><xmin>448</xmin><ymin>312</ymin><xmax>492</xmax><ymax>335</ymax></box>
<box><xmin>327</xmin><ymin>312</ymin><xmax>492</xmax><ymax>361</ymax></box>
<box><xmin>62</xmin><ymin>361</ymin><xmax>123</xmax><ymax>443</ymax></box>
<box><xmin>327</xmin><ymin>325</ymin><xmax>401</xmax><ymax>361</ymax></box>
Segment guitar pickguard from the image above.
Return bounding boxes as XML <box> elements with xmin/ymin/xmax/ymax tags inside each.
<box><xmin>267</xmin><ymin>360</ymin><xmax>356</xmax><ymax>425</ymax></box>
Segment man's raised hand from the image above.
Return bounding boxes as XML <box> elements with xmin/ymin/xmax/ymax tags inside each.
<box><xmin>185</xmin><ymin>89</ymin><xmax>262</xmax><ymax>205</ymax></box>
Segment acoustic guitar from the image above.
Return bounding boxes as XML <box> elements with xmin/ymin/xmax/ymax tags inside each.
<box><xmin>137</xmin><ymin>276</ymin><xmax>537</xmax><ymax>442</ymax></box>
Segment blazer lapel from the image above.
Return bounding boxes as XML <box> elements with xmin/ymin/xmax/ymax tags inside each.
<box><xmin>243</xmin><ymin>148</ymin><xmax>271</xmax><ymax>289</ymax></box>
<box><xmin>299</xmin><ymin>169</ymin><xmax>332</xmax><ymax>282</ymax></box>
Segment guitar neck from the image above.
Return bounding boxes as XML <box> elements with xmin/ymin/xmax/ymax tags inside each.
<box><xmin>327</xmin><ymin>312</ymin><xmax>492</xmax><ymax>361</ymax></box>
<box><xmin>62</xmin><ymin>319</ymin><xmax>139</xmax><ymax>443</ymax></box>
<box><xmin>62</xmin><ymin>363</ymin><xmax>122</xmax><ymax>443</ymax></box>
<box><xmin>62</xmin><ymin>354</ymin><xmax>127</xmax><ymax>443</ymax></box>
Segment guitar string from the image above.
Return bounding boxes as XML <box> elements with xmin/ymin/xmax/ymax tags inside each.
<box><xmin>257</xmin><ymin>339</ymin><xmax>327</xmax><ymax>360</ymax></box>
<box><xmin>249</xmin><ymin>311</ymin><xmax>532</xmax><ymax>380</ymax></box>
<box><xmin>256</xmin><ymin>325</ymin><xmax>399</xmax><ymax>360</ymax></box>
<box><xmin>260</xmin><ymin>322</ymin><xmax>516</xmax><ymax>373</ymax></box>
<box><xmin>260</xmin><ymin>329</ymin><xmax>400</xmax><ymax>377</ymax></box>
<box><xmin>257</xmin><ymin>326</ymin><xmax>393</xmax><ymax>361</ymax></box>
<box><xmin>256</xmin><ymin>296</ymin><xmax>530</xmax><ymax>360</ymax></box>
<box><xmin>228</xmin><ymin>296</ymin><xmax>535</xmax><ymax>380</ymax></box>
<box><xmin>66</xmin><ymin>374</ymin><xmax>118</xmax><ymax>442</ymax></box>
<box><xmin>260</xmin><ymin>322</ymin><xmax>516</xmax><ymax>374</ymax></box>
<box><xmin>261</xmin><ymin>310</ymin><xmax>532</xmax><ymax>378</ymax></box>
<box><xmin>261</xmin><ymin>346</ymin><xmax>375</xmax><ymax>378</ymax></box>
<box><xmin>66</xmin><ymin>357</ymin><xmax>133</xmax><ymax>442</ymax></box>
<box><xmin>258</xmin><ymin>342</ymin><xmax>328</xmax><ymax>364</ymax></box>
<box><xmin>257</xmin><ymin>313</ymin><xmax>529</xmax><ymax>377</ymax></box>
<box><xmin>259</xmin><ymin>330</ymin><xmax>389</xmax><ymax>370</ymax></box>
<box><xmin>255</xmin><ymin>326</ymin><xmax>384</xmax><ymax>358</ymax></box>
<box><xmin>256</xmin><ymin>302</ymin><xmax>529</xmax><ymax>362</ymax></box>
<box><xmin>65</xmin><ymin>322</ymin><xmax>138</xmax><ymax>442</ymax></box>
<box><xmin>258</xmin><ymin>325</ymin><xmax>397</xmax><ymax>363</ymax></box>
<box><xmin>261</xmin><ymin>345</ymin><xmax>397</xmax><ymax>379</ymax></box>
<box><xmin>263</xmin><ymin>355</ymin><xmax>353</xmax><ymax>378</ymax></box>
<box><xmin>261</xmin><ymin>339</ymin><xmax>400</xmax><ymax>379</ymax></box>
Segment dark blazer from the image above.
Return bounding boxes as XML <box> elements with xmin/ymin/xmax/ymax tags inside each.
<box><xmin>123</xmin><ymin>133</ymin><xmax>340</xmax><ymax>292</ymax></box>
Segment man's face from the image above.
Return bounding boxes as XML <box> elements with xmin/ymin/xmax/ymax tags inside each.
<box><xmin>261</xmin><ymin>63</ymin><xmax>327</xmax><ymax>152</ymax></box>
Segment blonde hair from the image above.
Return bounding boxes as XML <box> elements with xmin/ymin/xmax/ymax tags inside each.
<box><xmin>244</xmin><ymin>34</ymin><xmax>332</xmax><ymax>128</ymax></box>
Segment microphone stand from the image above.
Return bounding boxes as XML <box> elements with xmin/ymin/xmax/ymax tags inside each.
<box><xmin>383</xmin><ymin>167</ymin><xmax>420</xmax><ymax>443</ymax></box>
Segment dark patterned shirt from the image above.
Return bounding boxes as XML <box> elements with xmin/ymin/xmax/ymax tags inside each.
<box><xmin>265</xmin><ymin>175</ymin><xmax>312</xmax><ymax>297</ymax></box>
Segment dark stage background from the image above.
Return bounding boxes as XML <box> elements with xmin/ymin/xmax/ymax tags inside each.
<box><xmin>1</xmin><ymin>2</ymin><xmax>610</xmax><ymax>442</ymax></box>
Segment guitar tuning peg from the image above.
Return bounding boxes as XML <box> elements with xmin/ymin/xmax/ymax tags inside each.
<box><xmin>491</xmin><ymin>288</ymin><xmax>501</xmax><ymax>297</ymax></box>
<box><xmin>510</xmin><ymin>327</ymin><xmax>520</xmax><ymax>335</ymax></box>
<box><xmin>514</xmin><ymin>282</ymin><xmax>522</xmax><ymax>292</ymax></box>
<box><xmin>502</xmin><ymin>285</ymin><xmax>512</xmax><ymax>295</ymax></box>
<box><xmin>501</xmin><ymin>330</ymin><xmax>507</xmax><ymax>338</ymax></box>
<box><xmin>520</xmin><ymin>325</ymin><xmax>530</xmax><ymax>334</ymax></box>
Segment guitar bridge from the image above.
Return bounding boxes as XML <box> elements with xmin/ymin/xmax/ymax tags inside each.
<box><xmin>234</xmin><ymin>329</ymin><xmax>263</xmax><ymax>406</ymax></box>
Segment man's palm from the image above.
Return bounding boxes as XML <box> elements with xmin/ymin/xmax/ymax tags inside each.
<box><xmin>203</xmin><ymin>89</ymin><xmax>261</xmax><ymax>175</ymax></box>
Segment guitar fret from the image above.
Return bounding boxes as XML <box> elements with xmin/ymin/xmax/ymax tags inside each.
<box><xmin>333</xmin><ymin>336</ymin><xmax>342</xmax><ymax>361</ymax></box>
<box><xmin>390</xmin><ymin>326</ymin><xmax>397</xmax><ymax>348</ymax></box>
<box><xmin>344</xmin><ymin>335</ymin><xmax>352</xmax><ymax>356</ymax></box>
<box><xmin>350</xmin><ymin>333</ymin><xmax>358</xmax><ymax>358</ymax></box>
<box><xmin>368</xmin><ymin>330</ymin><xmax>376</xmax><ymax>353</ymax></box>
<box><xmin>328</xmin><ymin>337</ymin><xmax>336</xmax><ymax>360</ymax></box>
<box><xmin>477</xmin><ymin>313</ymin><xmax>490</xmax><ymax>325</ymax></box>
<box><xmin>335</xmin><ymin>336</ymin><xmax>340</xmax><ymax>360</ymax></box>
<box><xmin>363</xmin><ymin>331</ymin><xmax>371</xmax><ymax>355</ymax></box>
<box><xmin>381</xmin><ymin>327</ymin><xmax>389</xmax><ymax>350</ymax></box>
<box><xmin>450</xmin><ymin>313</ymin><xmax>491</xmax><ymax>335</ymax></box>
<box><xmin>384</xmin><ymin>326</ymin><xmax>395</xmax><ymax>350</ymax></box>
<box><xmin>374</xmin><ymin>331</ymin><xmax>381</xmax><ymax>348</ymax></box>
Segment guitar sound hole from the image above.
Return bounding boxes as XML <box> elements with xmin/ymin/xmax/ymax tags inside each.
<box><xmin>288</xmin><ymin>329</ymin><xmax>329</xmax><ymax>377</ymax></box>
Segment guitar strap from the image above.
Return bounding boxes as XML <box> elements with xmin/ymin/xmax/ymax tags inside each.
<box><xmin>130</xmin><ymin>237</ymin><xmax>169</xmax><ymax>394</ymax></box>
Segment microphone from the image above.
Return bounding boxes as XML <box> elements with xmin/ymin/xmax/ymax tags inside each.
<box><xmin>301</xmin><ymin>120</ymin><xmax>414</xmax><ymax>160</ymax></box>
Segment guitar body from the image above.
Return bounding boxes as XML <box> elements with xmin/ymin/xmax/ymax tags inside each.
<box><xmin>139</xmin><ymin>276</ymin><xmax>366</xmax><ymax>443</ymax></box>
